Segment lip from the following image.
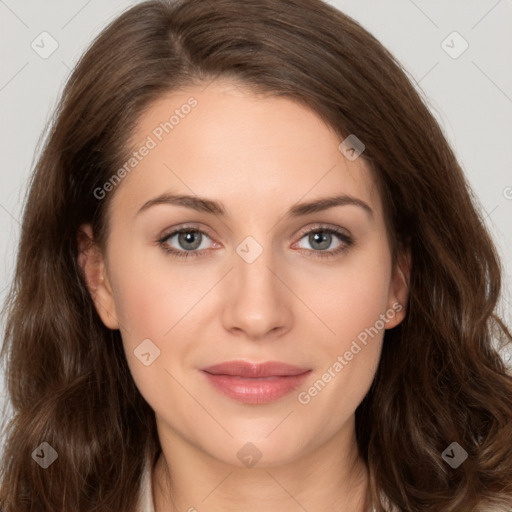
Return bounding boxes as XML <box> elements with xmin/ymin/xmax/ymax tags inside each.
<box><xmin>201</xmin><ymin>360</ymin><xmax>312</xmax><ymax>404</ymax></box>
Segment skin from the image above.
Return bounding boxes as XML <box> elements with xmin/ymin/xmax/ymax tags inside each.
<box><xmin>78</xmin><ymin>79</ymin><xmax>409</xmax><ymax>512</ymax></box>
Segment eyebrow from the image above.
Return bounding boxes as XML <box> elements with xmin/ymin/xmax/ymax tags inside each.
<box><xmin>136</xmin><ymin>192</ymin><xmax>373</xmax><ymax>220</ymax></box>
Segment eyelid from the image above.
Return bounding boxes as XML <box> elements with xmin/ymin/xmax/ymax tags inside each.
<box><xmin>158</xmin><ymin>222</ymin><xmax>215</xmax><ymax>240</ymax></box>
<box><xmin>157</xmin><ymin>222</ymin><xmax>353</xmax><ymax>258</ymax></box>
<box><xmin>158</xmin><ymin>222</ymin><xmax>350</xmax><ymax>244</ymax></box>
<box><xmin>294</xmin><ymin>222</ymin><xmax>351</xmax><ymax>239</ymax></box>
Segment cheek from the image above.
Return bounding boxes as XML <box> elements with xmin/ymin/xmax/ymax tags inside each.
<box><xmin>325</xmin><ymin>271</ymin><xmax>390</xmax><ymax>343</ymax></box>
<box><xmin>296</xmin><ymin>241</ymin><xmax>392</xmax><ymax>412</ymax></box>
<box><xmin>107</xmin><ymin>246</ymin><xmax>213</xmax><ymax>396</ymax></box>
<box><xmin>308</xmin><ymin>250</ymin><xmax>392</xmax><ymax>347</ymax></box>
<box><xmin>110</xmin><ymin>244</ymin><xmax>201</xmax><ymax>338</ymax></box>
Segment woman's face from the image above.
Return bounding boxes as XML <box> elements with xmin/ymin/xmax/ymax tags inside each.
<box><xmin>80</xmin><ymin>79</ymin><xmax>408</xmax><ymax>468</ymax></box>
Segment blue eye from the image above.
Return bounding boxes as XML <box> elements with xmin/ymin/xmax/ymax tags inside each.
<box><xmin>157</xmin><ymin>225</ymin><xmax>353</xmax><ymax>260</ymax></box>
<box><xmin>158</xmin><ymin>228</ymin><xmax>213</xmax><ymax>259</ymax></box>
<box><xmin>293</xmin><ymin>227</ymin><xmax>353</xmax><ymax>258</ymax></box>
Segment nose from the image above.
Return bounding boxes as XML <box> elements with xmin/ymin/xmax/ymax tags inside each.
<box><xmin>221</xmin><ymin>238</ymin><xmax>293</xmax><ymax>341</ymax></box>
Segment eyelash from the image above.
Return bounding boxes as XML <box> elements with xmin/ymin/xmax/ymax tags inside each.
<box><xmin>156</xmin><ymin>224</ymin><xmax>353</xmax><ymax>260</ymax></box>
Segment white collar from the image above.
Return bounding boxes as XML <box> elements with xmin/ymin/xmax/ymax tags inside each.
<box><xmin>137</xmin><ymin>450</ymin><xmax>156</xmax><ymax>512</ymax></box>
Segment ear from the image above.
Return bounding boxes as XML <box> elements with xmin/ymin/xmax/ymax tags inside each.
<box><xmin>385</xmin><ymin>248</ymin><xmax>410</xmax><ymax>329</ymax></box>
<box><xmin>77</xmin><ymin>223</ymin><xmax>119</xmax><ymax>330</ymax></box>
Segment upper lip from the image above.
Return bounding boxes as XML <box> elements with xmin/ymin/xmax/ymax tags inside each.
<box><xmin>201</xmin><ymin>360</ymin><xmax>311</xmax><ymax>378</ymax></box>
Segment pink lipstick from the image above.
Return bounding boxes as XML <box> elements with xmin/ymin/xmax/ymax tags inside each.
<box><xmin>201</xmin><ymin>360</ymin><xmax>312</xmax><ymax>404</ymax></box>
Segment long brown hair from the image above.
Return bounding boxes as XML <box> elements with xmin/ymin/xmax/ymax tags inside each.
<box><xmin>1</xmin><ymin>0</ymin><xmax>511</xmax><ymax>510</ymax></box>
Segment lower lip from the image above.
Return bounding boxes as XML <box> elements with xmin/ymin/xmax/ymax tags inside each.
<box><xmin>202</xmin><ymin>370</ymin><xmax>312</xmax><ymax>404</ymax></box>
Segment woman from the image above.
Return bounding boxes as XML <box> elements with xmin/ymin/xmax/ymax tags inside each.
<box><xmin>1</xmin><ymin>0</ymin><xmax>511</xmax><ymax>510</ymax></box>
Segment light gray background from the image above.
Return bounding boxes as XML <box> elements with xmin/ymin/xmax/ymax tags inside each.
<box><xmin>1</xmin><ymin>0</ymin><xmax>511</xmax><ymax>421</ymax></box>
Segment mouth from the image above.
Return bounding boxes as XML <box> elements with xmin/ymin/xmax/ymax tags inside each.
<box><xmin>200</xmin><ymin>360</ymin><xmax>312</xmax><ymax>404</ymax></box>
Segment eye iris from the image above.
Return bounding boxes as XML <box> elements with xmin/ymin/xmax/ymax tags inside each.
<box><xmin>310</xmin><ymin>231</ymin><xmax>331</xmax><ymax>250</ymax></box>
<box><xmin>179</xmin><ymin>230</ymin><xmax>202</xmax><ymax>250</ymax></box>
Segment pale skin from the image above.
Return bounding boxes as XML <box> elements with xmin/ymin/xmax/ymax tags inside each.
<box><xmin>78</xmin><ymin>79</ymin><xmax>410</xmax><ymax>512</ymax></box>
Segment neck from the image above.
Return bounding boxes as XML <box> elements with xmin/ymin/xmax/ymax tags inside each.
<box><xmin>152</xmin><ymin>419</ymin><xmax>371</xmax><ymax>512</ymax></box>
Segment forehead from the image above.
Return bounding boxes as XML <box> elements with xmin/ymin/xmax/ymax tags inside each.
<box><xmin>111</xmin><ymin>79</ymin><xmax>380</xmax><ymax>218</ymax></box>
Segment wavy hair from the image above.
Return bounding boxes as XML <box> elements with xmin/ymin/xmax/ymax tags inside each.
<box><xmin>1</xmin><ymin>0</ymin><xmax>511</xmax><ymax>510</ymax></box>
